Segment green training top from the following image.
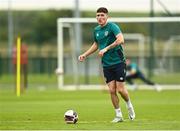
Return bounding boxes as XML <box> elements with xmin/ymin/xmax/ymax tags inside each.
<box><xmin>93</xmin><ymin>22</ymin><xmax>126</xmax><ymax>67</ymax></box>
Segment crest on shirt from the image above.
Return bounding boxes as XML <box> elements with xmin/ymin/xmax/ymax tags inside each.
<box><xmin>96</xmin><ymin>33</ymin><xmax>99</xmax><ymax>37</ymax></box>
<box><xmin>104</xmin><ymin>31</ymin><xmax>108</xmax><ymax>36</ymax></box>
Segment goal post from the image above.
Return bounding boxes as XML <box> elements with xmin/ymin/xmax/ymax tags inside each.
<box><xmin>57</xmin><ymin>17</ymin><xmax>180</xmax><ymax>90</ymax></box>
<box><xmin>123</xmin><ymin>33</ymin><xmax>145</xmax><ymax>72</ymax></box>
<box><xmin>159</xmin><ymin>35</ymin><xmax>180</xmax><ymax>73</ymax></box>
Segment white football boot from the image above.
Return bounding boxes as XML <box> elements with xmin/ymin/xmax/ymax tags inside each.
<box><xmin>128</xmin><ymin>106</ymin><xmax>135</xmax><ymax>120</ymax></box>
<box><xmin>111</xmin><ymin>116</ymin><xmax>124</xmax><ymax>123</ymax></box>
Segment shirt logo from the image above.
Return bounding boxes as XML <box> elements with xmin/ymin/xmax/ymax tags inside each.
<box><xmin>105</xmin><ymin>31</ymin><xmax>108</xmax><ymax>36</ymax></box>
<box><xmin>96</xmin><ymin>33</ymin><xmax>99</xmax><ymax>37</ymax></box>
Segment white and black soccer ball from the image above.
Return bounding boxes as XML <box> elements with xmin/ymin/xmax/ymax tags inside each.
<box><xmin>64</xmin><ymin>110</ymin><xmax>78</xmax><ymax>124</ymax></box>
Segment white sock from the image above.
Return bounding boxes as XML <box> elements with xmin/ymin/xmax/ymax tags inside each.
<box><xmin>126</xmin><ymin>99</ymin><xmax>133</xmax><ymax>109</ymax></box>
<box><xmin>115</xmin><ymin>108</ymin><xmax>122</xmax><ymax>117</ymax></box>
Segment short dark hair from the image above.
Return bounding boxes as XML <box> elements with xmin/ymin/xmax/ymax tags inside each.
<box><xmin>97</xmin><ymin>7</ymin><xmax>108</xmax><ymax>14</ymax></box>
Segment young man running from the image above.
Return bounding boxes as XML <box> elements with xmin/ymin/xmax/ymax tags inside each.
<box><xmin>78</xmin><ymin>7</ymin><xmax>135</xmax><ymax>122</ymax></box>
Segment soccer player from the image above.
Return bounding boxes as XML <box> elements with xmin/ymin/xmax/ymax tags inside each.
<box><xmin>78</xmin><ymin>7</ymin><xmax>135</xmax><ymax>123</ymax></box>
<box><xmin>126</xmin><ymin>59</ymin><xmax>161</xmax><ymax>91</ymax></box>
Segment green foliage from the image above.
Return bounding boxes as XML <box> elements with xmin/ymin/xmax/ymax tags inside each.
<box><xmin>0</xmin><ymin>10</ymin><xmax>73</xmax><ymax>45</ymax></box>
<box><xmin>0</xmin><ymin>10</ymin><xmax>179</xmax><ymax>46</ymax></box>
<box><xmin>0</xmin><ymin>12</ymin><xmax>8</xmax><ymax>40</ymax></box>
<box><xmin>30</xmin><ymin>10</ymin><xmax>72</xmax><ymax>44</ymax></box>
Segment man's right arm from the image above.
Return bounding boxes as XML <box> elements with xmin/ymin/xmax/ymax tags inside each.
<box><xmin>78</xmin><ymin>42</ymin><xmax>98</xmax><ymax>62</ymax></box>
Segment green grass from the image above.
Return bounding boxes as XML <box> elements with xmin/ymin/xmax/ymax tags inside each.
<box><xmin>0</xmin><ymin>88</ymin><xmax>180</xmax><ymax>130</ymax></box>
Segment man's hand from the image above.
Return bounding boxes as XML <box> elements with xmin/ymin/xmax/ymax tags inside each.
<box><xmin>78</xmin><ymin>54</ymin><xmax>86</xmax><ymax>62</ymax></box>
<box><xmin>98</xmin><ymin>48</ymin><xmax>107</xmax><ymax>57</ymax></box>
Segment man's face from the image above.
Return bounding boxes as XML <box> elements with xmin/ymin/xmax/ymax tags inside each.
<box><xmin>96</xmin><ymin>12</ymin><xmax>108</xmax><ymax>26</ymax></box>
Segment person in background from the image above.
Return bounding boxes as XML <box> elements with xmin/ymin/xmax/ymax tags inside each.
<box><xmin>12</xmin><ymin>43</ymin><xmax>28</xmax><ymax>91</ymax></box>
<box><xmin>126</xmin><ymin>59</ymin><xmax>161</xmax><ymax>91</ymax></box>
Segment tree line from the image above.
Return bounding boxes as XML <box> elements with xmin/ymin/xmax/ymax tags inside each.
<box><xmin>0</xmin><ymin>9</ymin><xmax>179</xmax><ymax>46</ymax></box>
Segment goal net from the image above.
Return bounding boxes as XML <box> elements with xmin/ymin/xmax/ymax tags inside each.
<box><xmin>57</xmin><ymin>17</ymin><xmax>180</xmax><ymax>90</ymax></box>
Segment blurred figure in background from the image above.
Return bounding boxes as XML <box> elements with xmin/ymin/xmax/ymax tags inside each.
<box><xmin>126</xmin><ymin>59</ymin><xmax>161</xmax><ymax>91</ymax></box>
<box><xmin>12</xmin><ymin>43</ymin><xmax>28</xmax><ymax>91</ymax></box>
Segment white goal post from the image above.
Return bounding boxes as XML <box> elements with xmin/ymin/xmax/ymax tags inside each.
<box><xmin>160</xmin><ymin>35</ymin><xmax>180</xmax><ymax>72</ymax></box>
<box><xmin>57</xmin><ymin>17</ymin><xmax>180</xmax><ymax>90</ymax></box>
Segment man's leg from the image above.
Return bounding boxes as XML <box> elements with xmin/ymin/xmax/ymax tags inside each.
<box><xmin>116</xmin><ymin>81</ymin><xmax>135</xmax><ymax>120</ymax></box>
<box><xmin>138</xmin><ymin>72</ymin><xmax>155</xmax><ymax>85</ymax></box>
<box><xmin>107</xmin><ymin>80</ymin><xmax>123</xmax><ymax>122</ymax></box>
<box><xmin>138</xmin><ymin>73</ymin><xmax>161</xmax><ymax>91</ymax></box>
<box><xmin>108</xmin><ymin>80</ymin><xmax>120</xmax><ymax>109</ymax></box>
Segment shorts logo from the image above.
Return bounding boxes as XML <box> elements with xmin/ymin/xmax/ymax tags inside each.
<box><xmin>120</xmin><ymin>77</ymin><xmax>123</xmax><ymax>80</ymax></box>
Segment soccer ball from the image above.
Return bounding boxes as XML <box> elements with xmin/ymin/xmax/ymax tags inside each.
<box><xmin>55</xmin><ymin>68</ymin><xmax>63</xmax><ymax>75</ymax></box>
<box><xmin>64</xmin><ymin>110</ymin><xmax>78</xmax><ymax>124</ymax></box>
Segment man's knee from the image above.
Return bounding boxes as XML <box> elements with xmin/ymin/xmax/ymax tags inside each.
<box><xmin>116</xmin><ymin>82</ymin><xmax>125</xmax><ymax>93</ymax></box>
<box><xmin>109</xmin><ymin>87</ymin><xmax>116</xmax><ymax>94</ymax></box>
<box><xmin>117</xmin><ymin>87</ymin><xmax>124</xmax><ymax>94</ymax></box>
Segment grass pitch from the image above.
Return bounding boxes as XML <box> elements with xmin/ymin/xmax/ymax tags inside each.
<box><xmin>0</xmin><ymin>88</ymin><xmax>180</xmax><ymax>130</ymax></box>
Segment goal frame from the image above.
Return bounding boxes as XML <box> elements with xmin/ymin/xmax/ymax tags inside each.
<box><xmin>57</xmin><ymin>17</ymin><xmax>180</xmax><ymax>90</ymax></box>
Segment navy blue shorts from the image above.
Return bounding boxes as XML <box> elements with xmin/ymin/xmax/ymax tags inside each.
<box><xmin>103</xmin><ymin>63</ymin><xmax>126</xmax><ymax>83</ymax></box>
